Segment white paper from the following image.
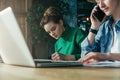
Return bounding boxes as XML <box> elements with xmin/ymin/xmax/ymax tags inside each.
<box><xmin>83</xmin><ymin>61</ymin><xmax>120</xmax><ymax>67</ymax></box>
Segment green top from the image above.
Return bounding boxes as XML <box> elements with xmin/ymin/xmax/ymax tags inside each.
<box><xmin>55</xmin><ymin>27</ymin><xmax>87</xmax><ymax>60</ymax></box>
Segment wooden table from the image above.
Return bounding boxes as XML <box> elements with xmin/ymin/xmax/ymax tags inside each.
<box><xmin>0</xmin><ymin>63</ymin><xmax>120</xmax><ymax>80</ymax></box>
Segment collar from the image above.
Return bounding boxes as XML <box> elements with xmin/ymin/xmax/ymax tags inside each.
<box><xmin>115</xmin><ymin>19</ymin><xmax>120</xmax><ymax>28</ymax></box>
<box><xmin>60</xmin><ymin>26</ymin><xmax>71</xmax><ymax>38</ymax></box>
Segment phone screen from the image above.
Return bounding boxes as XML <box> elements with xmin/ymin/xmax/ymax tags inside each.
<box><xmin>93</xmin><ymin>6</ymin><xmax>105</xmax><ymax>21</ymax></box>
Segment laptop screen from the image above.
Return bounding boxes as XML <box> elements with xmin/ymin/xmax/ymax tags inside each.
<box><xmin>0</xmin><ymin>7</ymin><xmax>35</xmax><ymax>67</ymax></box>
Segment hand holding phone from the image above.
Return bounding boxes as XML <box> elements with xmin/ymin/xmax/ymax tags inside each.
<box><xmin>93</xmin><ymin>6</ymin><xmax>105</xmax><ymax>22</ymax></box>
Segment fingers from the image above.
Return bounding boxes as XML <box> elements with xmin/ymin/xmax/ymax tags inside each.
<box><xmin>90</xmin><ymin>6</ymin><xmax>102</xmax><ymax>30</ymax></box>
<box><xmin>91</xmin><ymin>6</ymin><xmax>100</xmax><ymax>21</ymax></box>
<box><xmin>84</xmin><ymin>58</ymin><xmax>99</xmax><ymax>64</ymax></box>
<box><xmin>91</xmin><ymin>6</ymin><xmax>98</xmax><ymax>17</ymax></box>
<box><xmin>51</xmin><ymin>52</ymin><xmax>61</xmax><ymax>60</ymax></box>
<box><xmin>78</xmin><ymin>52</ymin><xmax>99</xmax><ymax>64</ymax></box>
<box><xmin>78</xmin><ymin>57</ymin><xmax>99</xmax><ymax>64</ymax></box>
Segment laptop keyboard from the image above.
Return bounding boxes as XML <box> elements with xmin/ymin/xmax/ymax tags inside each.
<box><xmin>34</xmin><ymin>59</ymin><xmax>83</xmax><ymax>67</ymax></box>
<box><xmin>34</xmin><ymin>59</ymin><xmax>80</xmax><ymax>63</ymax></box>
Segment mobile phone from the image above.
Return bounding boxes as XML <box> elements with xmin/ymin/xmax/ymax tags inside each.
<box><xmin>93</xmin><ymin>6</ymin><xmax>105</xmax><ymax>22</ymax></box>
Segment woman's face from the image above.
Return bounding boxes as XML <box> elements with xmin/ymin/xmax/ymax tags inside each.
<box><xmin>95</xmin><ymin>0</ymin><xmax>119</xmax><ymax>16</ymax></box>
<box><xmin>44</xmin><ymin>20</ymin><xmax>65</xmax><ymax>39</ymax></box>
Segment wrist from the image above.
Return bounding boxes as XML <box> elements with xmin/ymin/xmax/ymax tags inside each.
<box><xmin>89</xmin><ymin>28</ymin><xmax>98</xmax><ymax>34</ymax></box>
<box><xmin>102</xmin><ymin>53</ymin><xmax>113</xmax><ymax>61</ymax></box>
<box><xmin>106</xmin><ymin>52</ymin><xmax>112</xmax><ymax>60</ymax></box>
<box><xmin>98</xmin><ymin>53</ymin><xmax>111</xmax><ymax>61</ymax></box>
<box><xmin>65</xmin><ymin>55</ymin><xmax>75</xmax><ymax>61</ymax></box>
<box><xmin>91</xmin><ymin>24</ymin><xmax>99</xmax><ymax>30</ymax></box>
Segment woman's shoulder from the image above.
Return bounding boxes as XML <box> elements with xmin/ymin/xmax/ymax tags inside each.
<box><xmin>67</xmin><ymin>26</ymin><xmax>83</xmax><ymax>32</ymax></box>
<box><xmin>65</xmin><ymin>25</ymin><xmax>87</xmax><ymax>37</ymax></box>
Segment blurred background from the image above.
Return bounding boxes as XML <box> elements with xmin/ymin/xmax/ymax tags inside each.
<box><xmin>0</xmin><ymin>0</ymin><xmax>96</xmax><ymax>59</ymax></box>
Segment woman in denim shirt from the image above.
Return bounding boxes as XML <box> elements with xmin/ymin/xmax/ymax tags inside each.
<box><xmin>78</xmin><ymin>0</ymin><xmax>120</xmax><ymax>64</ymax></box>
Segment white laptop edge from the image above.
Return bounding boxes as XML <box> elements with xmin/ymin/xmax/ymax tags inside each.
<box><xmin>0</xmin><ymin>7</ymin><xmax>35</xmax><ymax>67</ymax></box>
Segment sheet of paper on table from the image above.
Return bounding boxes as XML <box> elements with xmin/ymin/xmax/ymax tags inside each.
<box><xmin>83</xmin><ymin>61</ymin><xmax>120</xmax><ymax>68</ymax></box>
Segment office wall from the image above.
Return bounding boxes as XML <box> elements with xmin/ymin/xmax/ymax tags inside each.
<box><xmin>63</xmin><ymin>0</ymin><xmax>77</xmax><ymax>28</ymax></box>
<box><xmin>0</xmin><ymin>0</ymin><xmax>32</xmax><ymax>52</ymax></box>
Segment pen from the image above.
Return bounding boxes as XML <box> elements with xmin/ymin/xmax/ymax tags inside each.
<box><xmin>57</xmin><ymin>47</ymin><xmax>62</xmax><ymax>53</ymax></box>
<box><xmin>50</xmin><ymin>47</ymin><xmax>62</xmax><ymax>59</ymax></box>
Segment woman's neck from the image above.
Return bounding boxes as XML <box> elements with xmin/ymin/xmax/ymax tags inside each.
<box><xmin>112</xmin><ymin>3</ymin><xmax>120</xmax><ymax>22</ymax></box>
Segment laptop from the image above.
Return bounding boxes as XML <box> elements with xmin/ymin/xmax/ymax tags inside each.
<box><xmin>0</xmin><ymin>7</ymin><xmax>83</xmax><ymax>67</ymax></box>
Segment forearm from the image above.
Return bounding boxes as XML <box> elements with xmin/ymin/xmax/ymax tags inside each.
<box><xmin>81</xmin><ymin>37</ymin><xmax>99</xmax><ymax>57</ymax></box>
<box><xmin>88</xmin><ymin>32</ymin><xmax>96</xmax><ymax>44</ymax></box>
<box><xmin>108</xmin><ymin>53</ymin><xmax>120</xmax><ymax>61</ymax></box>
<box><xmin>98</xmin><ymin>53</ymin><xmax>120</xmax><ymax>61</ymax></box>
<box><xmin>64</xmin><ymin>55</ymin><xmax>75</xmax><ymax>61</ymax></box>
<box><xmin>65</xmin><ymin>54</ymin><xmax>81</xmax><ymax>61</ymax></box>
<box><xmin>88</xmin><ymin>26</ymin><xmax>99</xmax><ymax>45</ymax></box>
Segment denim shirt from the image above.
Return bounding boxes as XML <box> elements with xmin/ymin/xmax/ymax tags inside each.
<box><xmin>81</xmin><ymin>16</ymin><xmax>120</xmax><ymax>57</ymax></box>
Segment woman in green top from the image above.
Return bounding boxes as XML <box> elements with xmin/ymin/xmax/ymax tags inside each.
<box><xmin>40</xmin><ymin>7</ymin><xmax>86</xmax><ymax>60</ymax></box>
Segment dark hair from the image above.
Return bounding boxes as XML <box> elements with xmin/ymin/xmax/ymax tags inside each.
<box><xmin>40</xmin><ymin>7</ymin><xmax>63</xmax><ymax>27</ymax></box>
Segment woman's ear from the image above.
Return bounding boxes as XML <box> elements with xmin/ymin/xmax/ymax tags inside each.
<box><xmin>59</xmin><ymin>20</ymin><xmax>63</xmax><ymax>26</ymax></box>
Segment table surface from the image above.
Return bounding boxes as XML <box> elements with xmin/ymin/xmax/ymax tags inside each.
<box><xmin>0</xmin><ymin>63</ymin><xmax>120</xmax><ymax>80</ymax></box>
